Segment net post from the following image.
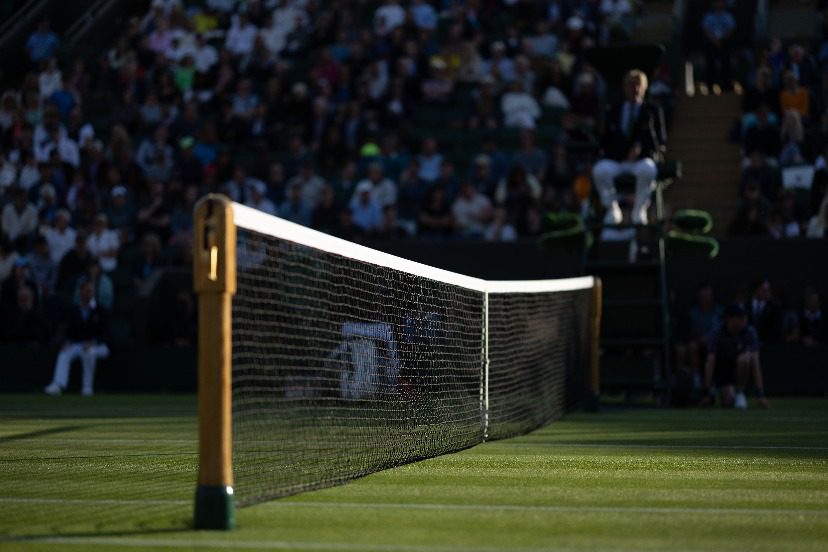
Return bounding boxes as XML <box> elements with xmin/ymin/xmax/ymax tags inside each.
<box><xmin>588</xmin><ymin>277</ymin><xmax>602</xmax><ymax>410</ymax></box>
<box><xmin>193</xmin><ymin>194</ymin><xmax>236</xmax><ymax>530</ymax></box>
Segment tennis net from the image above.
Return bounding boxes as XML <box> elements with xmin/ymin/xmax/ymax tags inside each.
<box><xmin>216</xmin><ymin>202</ymin><xmax>597</xmax><ymax>508</ymax></box>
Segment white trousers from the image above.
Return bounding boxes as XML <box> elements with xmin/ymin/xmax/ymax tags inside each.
<box><xmin>50</xmin><ymin>343</ymin><xmax>110</xmax><ymax>394</ymax></box>
<box><xmin>592</xmin><ymin>158</ymin><xmax>657</xmax><ymax>224</ymax></box>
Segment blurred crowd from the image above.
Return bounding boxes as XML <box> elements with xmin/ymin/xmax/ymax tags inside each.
<box><xmin>726</xmin><ymin>2</ymin><xmax>828</xmax><ymax>238</ymax></box>
<box><xmin>1</xmin><ymin>0</ymin><xmax>663</xmax><ymax>344</ymax></box>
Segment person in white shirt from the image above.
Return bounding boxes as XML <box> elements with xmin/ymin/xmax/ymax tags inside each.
<box><xmin>245</xmin><ymin>180</ymin><xmax>277</xmax><ymax>216</ymax></box>
<box><xmin>354</xmin><ymin>163</ymin><xmax>398</xmax><ymax>208</ymax></box>
<box><xmin>2</xmin><ymin>187</ymin><xmax>38</xmax><ymax>243</ymax></box>
<box><xmin>35</xmin><ymin>130</ymin><xmax>81</xmax><ymax>168</ymax></box>
<box><xmin>43</xmin><ymin>209</ymin><xmax>77</xmax><ymax>264</ymax></box>
<box><xmin>225</xmin><ymin>14</ymin><xmax>258</xmax><ymax>58</ymax></box>
<box><xmin>193</xmin><ymin>34</ymin><xmax>219</xmax><ymax>74</ymax></box>
<box><xmin>374</xmin><ymin>0</ymin><xmax>406</xmax><ymax>36</ymax></box>
<box><xmin>39</xmin><ymin>58</ymin><xmax>62</xmax><ymax>99</ymax></box>
<box><xmin>417</xmin><ymin>137</ymin><xmax>444</xmax><ymax>183</ymax></box>
<box><xmin>452</xmin><ymin>181</ymin><xmax>493</xmax><ymax>238</ymax></box>
<box><xmin>501</xmin><ymin>80</ymin><xmax>541</xmax><ymax>129</ymax></box>
<box><xmin>86</xmin><ymin>214</ymin><xmax>120</xmax><ymax>272</ymax></box>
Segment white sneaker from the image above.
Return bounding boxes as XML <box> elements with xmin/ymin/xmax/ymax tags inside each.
<box><xmin>44</xmin><ymin>383</ymin><xmax>62</xmax><ymax>396</ymax></box>
<box><xmin>734</xmin><ymin>392</ymin><xmax>748</xmax><ymax>410</ymax></box>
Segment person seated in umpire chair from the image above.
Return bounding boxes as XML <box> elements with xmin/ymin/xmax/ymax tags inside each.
<box><xmin>592</xmin><ymin>69</ymin><xmax>667</xmax><ymax>225</ymax></box>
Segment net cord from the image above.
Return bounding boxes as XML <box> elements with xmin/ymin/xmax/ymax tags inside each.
<box><xmin>232</xmin><ymin>203</ymin><xmax>594</xmax><ymax>295</ymax></box>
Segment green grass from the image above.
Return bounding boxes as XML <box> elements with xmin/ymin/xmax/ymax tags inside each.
<box><xmin>1</xmin><ymin>395</ymin><xmax>827</xmax><ymax>551</ymax></box>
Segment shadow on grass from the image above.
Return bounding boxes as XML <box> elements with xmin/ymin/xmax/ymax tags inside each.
<box><xmin>0</xmin><ymin>425</ymin><xmax>86</xmax><ymax>444</ymax></box>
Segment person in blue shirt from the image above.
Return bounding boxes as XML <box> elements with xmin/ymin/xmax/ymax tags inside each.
<box><xmin>26</xmin><ymin>20</ymin><xmax>60</xmax><ymax>66</ymax></box>
<box><xmin>349</xmin><ymin>181</ymin><xmax>383</xmax><ymax>235</ymax></box>
<box><xmin>701</xmin><ymin>0</ymin><xmax>736</xmax><ymax>93</ymax></box>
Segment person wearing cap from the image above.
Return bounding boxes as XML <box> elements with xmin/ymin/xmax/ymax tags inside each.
<box><xmin>702</xmin><ymin>303</ymin><xmax>769</xmax><ymax>409</ymax></box>
<box><xmin>353</xmin><ymin>162</ymin><xmax>397</xmax><ymax>209</ymax></box>
<box><xmin>44</xmin><ymin>277</ymin><xmax>110</xmax><ymax>397</ymax></box>
<box><xmin>592</xmin><ymin>69</ymin><xmax>665</xmax><ymax>225</ymax></box>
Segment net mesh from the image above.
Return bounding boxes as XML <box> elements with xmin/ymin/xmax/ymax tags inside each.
<box><xmin>230</xmin><ymin>210</ymin><xmax>595</xmax><ymax>507</ymax></box>
<box><xmin>232</xmin><ymin>228</ymin><xmax>485</xmax><ymax>506</ymax></box>
<box><xmin>486</xmin><ymin>289</ymin><xmax>593</xmax><ymax>440</ymax></box>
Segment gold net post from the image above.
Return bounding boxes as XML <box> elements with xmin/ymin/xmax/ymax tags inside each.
<box><xmin>193</xmin><ymin>194</ymin><xmax>236</xmax><ymax>530</ymax></box>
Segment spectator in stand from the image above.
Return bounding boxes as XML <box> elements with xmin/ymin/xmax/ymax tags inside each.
<box><xmin>0</xmin><ymin>286</ymin><xmax>50</xmax><ymax>343</ymax></box>
<box><xmin>799</xmin><ymin>290</ymin><xmax>825</xmax><ymax>346</ymax></box>
<box><xmin>86</xmin><ymin>214</ymin><xmax>120</xmax><ymax>272</ymax></box>
<box><xmin>374</xmin><ymin>0</ymin><xmax>406</xmax><ymax>37</ymax></box>
<box><xmin>779</xmin><ymin>71</ymin><xmax>810</xmax><ymax>120</ymax></box>
<box><xmin>1</xmin><ymin>258</ymin><xmax>39</xmax><ymax>314</ymax></box>
<box><xmin>785</xmin><ymin>44</ymin><xmax>818</xmax><ymax>90</ymax></box>
<box><xmin>136</xmin><ymin>126</ymin><xmax>174</xmax><ymax>173</ymax></box>
<box><xmin>0</xmin><ymin>236</ymin><xmax>18</xmax><ymax>283</ymax></box>
<box><xmin>779</xmin><ymin>110</ymin><xmax>808</xmax><ymax>166</ymax></box>
<box><xmin>452</xmin><ymin>181</ymin><xmax>493</xmax><ymax>239</ymax></box>
<box><xmin>806</xmin><ymin>196</ymin><xmax>828</xmax><ymax>238</ymax></box>
<box><xmin>418</xmin><ymin>186</ymin><xmax>454</xmax><ymax>240</ymax></box>
<box><xmin>350</xmin><ymin>181</ymin><xmax>383</xmax><ymax>236</ymax></box>
<box><xmin>421</xmin><ymin>57</ymin><xmax>455</xmax><ymax>104</ymax></box>
<box><xmin>501</xmin><ymin>81</ymin><xmax>541</xmax><ymax>129</ymax></box>
<box><xmin>26</xmin><ymin>20</ymin><xmax>60</xmax><ymax>66</ymax></box>
<box><xmin>768</xmin><ymin>189</ymin><xmax>803</xmax><ymax>239</ymax></box>
<box><xmin>592</xmin><ymin>69</ymin><xmax>665</xmax><ymax>225</ymax></box>
<box><xmin>484</xmin><ymin>41</ymin><xmax>515</xmax><ymax>83</ymax></box>
<box><xmin>26</xmin><ymin>235</ymin><xmax>56</xmax><ymax>298</ymax></box>
<box><xmin>44</xmin><ymin>277</ymin><xmax>110</xmax><ymax>397</ymax></box>
<box><xmin>740</xmin><ymin>151</ymin><xmax>778</xmax><ymax>202</ymax></box>
<box><xmin>742</xmin><ymin>67</ymin><xmax>779</xmax><ymax>115</ymax></box>
<box><xmin>278</xmin><ymin>182</ymin><xmax>312</xmax><ymax>227</ymax></box>
<box><xmin>312</xmin><ymin>185</ymin><xmax>342</xmax><ymax>235</ymax></box>
<box><xmin>133</xmin><ymin>233</ymin><xmax>164</xmax><ymax>290</ymax></box>
<box><xmin>512</xmin><ymin>129</ymin><xmax>548</xmax><ymax>182</ymax></box>
<box><xmin>136</xmin><ymin>179</ymin><xmax>172</xmax><ymax>242</ymax></box>
<box><xmin>244</xmin><ymin>180</ymin><xmax>277</xmax><ymax>216</ymax></box>
<box><xmin>748</xmin><ymin>279</ymin><xmax>784</xmax><ymax>343</ymax></box>
<box><xmin>484</xmin><ymin>207</ymin><xmax>518</xmax><ymax>242</ymax></box>
<box><xmin>224</xmin><ymin>13</ymin><xmax>258</xmax><ymax>59</ymax></box>
<box><xmin>74</xmin><ymin>259</ymin><xmax>114</xmax><ymax>311</ymax></box>
<box><xmin>57</xmin><ymin>230</ymin><xmax>93</xmax><ymax>291</ymax></box>
<box><xmin>288</xmin><ymin>161</ymin><xmax>327</xmax><ymax>210</ymax></box>
<box><xmin>743</xmin><ymin>104</ymin><xmax>781</xmax><ymax>161</ymax></box>
<box><xmin>2</xmin><ymin>187</ymin><xmax>38</xmax><ymax>248</ymax></box>
<box><xmin>701</xmin><ymin>0</ymin><xmax>736</xmax><ymax>93</ymax></box>
<box><xmin>417</xmin><ymin>137</ymin><xmax>443</xmax><ymax>185</ymax></box>
<box><xmin>495</xmin><ymin>164</ymin><xmax>542</xmax><ymax>236</ymax></box>
<box><xmin>43</xmin><ymin>209</ymin><xmax>76</xmax><ymax>265</ymax></box>
<box><xmin>356</xmin><ymin>162</ymin><xmax>397</xmax><ymax>210</ymax></box>
<box><xmin>702</xmin><ymin>304</ymin><xmax>768</xmax><ymax>410</ymax></box>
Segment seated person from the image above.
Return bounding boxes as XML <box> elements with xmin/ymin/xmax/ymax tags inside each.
<box><xmin>592</xmin><ymin>69</ymin><xmax>666</xmax><ymax>225</ymax></box>
<box><xmin>44</xmin><ymin>277</ymin><xmax>110</xmax><ymax>396</ymax></box>
<box><xmin>702</xmin><ymin>304</ymin><xmax>769</xmax><ymax>410</ymax></box>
